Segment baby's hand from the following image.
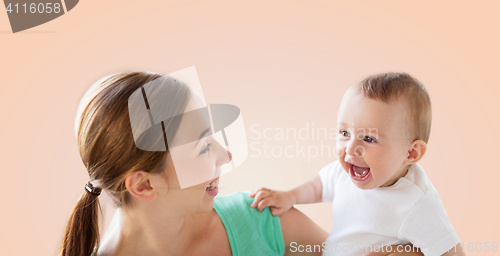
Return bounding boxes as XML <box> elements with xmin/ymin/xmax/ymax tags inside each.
<box><xmin>249</xmin><ymin>187</ymin><xmax>296</xmax><ymax>216</ymax></box>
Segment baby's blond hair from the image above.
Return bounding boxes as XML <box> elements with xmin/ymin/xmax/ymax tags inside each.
<box><xmin>355</xmin><ymin>72</ymin><xmax>432</xmax><ymax>143</ymax></box>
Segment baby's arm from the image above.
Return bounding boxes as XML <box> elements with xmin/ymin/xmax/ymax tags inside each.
<box><xmin>249</xmin><ymin>175</ymin><xmax>323</xmax><ymax>216</ymax></box>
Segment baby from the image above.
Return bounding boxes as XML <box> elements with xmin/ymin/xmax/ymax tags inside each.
<box><xmin>250</xmin><ymin>73</ymin><xmax>465</xmax><ymax>256</ymax></box>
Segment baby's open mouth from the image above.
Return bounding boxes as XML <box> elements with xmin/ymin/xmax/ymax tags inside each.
<box><xmin>349</xmin><ymin>163</ymin><xmax>371</xmax><ymax>181</ymax></box>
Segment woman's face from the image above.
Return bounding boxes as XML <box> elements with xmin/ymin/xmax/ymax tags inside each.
<box><xmin>154</xmin><ymin>95</ymin><xmax>232</xmax><ymax>215</ymax></box>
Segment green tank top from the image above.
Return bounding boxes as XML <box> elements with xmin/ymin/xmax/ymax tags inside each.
<box><xmin>214</xmin><ymin>191</ymin><xmax>285</xmax><ymax>256</ymax></box>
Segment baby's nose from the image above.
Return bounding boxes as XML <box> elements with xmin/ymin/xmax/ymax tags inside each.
<box><xmin>345</xmin><ymin>143</ymin><xmax>363</xmax><ymax>157</ymax></box>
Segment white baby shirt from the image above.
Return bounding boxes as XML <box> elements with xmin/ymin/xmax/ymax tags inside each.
<box><xmin>318</xmin><ymin>160</ymin><xmax>460</xmax><ymax>256</ymax></box>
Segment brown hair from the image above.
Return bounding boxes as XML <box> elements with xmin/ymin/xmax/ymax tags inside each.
<box><xmin>58</xmin><ymin>72</ymin><xmax>192</xmax><ymax>256</ymax></box>
<box><xmin>356</xmin><ymin>72</ymin><xmax>432</xmax><ymax>143</ymax></box>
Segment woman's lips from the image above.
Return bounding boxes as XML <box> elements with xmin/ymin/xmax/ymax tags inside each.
<box><xmin>205</xmin><ymin>186</ymin><xmax>218</xmax><ymax>196</ymax></box>
<box><xmin>205</xmin><ymin>177</ymin><xmax>219</xmax><ymax>196</ymax></box>
<box><xmin>349</xmin><ymin>163</ymin><xmax>371</xmax><ymax>182</ymax></box>
<box><xmin>206</xmin><ymin>177</ymin><xmax>219</xmax><ymax>191</ymax></box>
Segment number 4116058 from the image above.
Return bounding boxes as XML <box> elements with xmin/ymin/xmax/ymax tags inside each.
<box><xmin>6</xmin><ymin>3</ymin><xmax>62</xmax><ymax>14</ymax></box>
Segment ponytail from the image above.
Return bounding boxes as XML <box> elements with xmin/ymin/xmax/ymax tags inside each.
<box><xmin>58</xmin><ymin>188</ymin><xmax>102</xmax><ymax>256</ymax></box>
<box><xmin>60</xmin><ymin>71</ymin><xmax>191</xmax><ymax>255</ymax></box>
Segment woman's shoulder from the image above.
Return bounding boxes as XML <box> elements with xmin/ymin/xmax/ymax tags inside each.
<box><xmin>214</xmin><ymin>191</ymin><xmax>285</xmax><ymax>256</ymax></box>
<box><xmin>214</xmin><ymin>191</ymin><xmax>252</xmax><ymax>208</ymax></box>
<box><xmin>214</xmin><ymin>191</ymin><xmax>264</xmax><ymax>225</ymax></box>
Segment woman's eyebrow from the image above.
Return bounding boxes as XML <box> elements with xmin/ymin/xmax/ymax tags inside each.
<box><xmin>199</xmin><ymin>127</ymin><xmax>211</xmax><ymax>139</ymax></box>
<box><xmin>195</xmin><ymin>127</ymin><xmax>211</xmax><ymax>147</ymax></box>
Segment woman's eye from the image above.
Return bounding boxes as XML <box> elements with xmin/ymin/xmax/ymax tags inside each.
<box><xmin>339</xmin><ymin>130</ymin><xmax>350</xmax><ymax>137</ymax></box>
<box><xmin>364</xmin><ymin>136</ymin><xmax>376</xmax><ymax>143</ymax></box>
<box><xmin>200</xmin><ymin>143</ymin><xmax>211</xmax><ymax>155</ymax></box>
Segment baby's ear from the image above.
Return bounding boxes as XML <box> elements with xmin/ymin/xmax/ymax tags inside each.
<box><xmin>404</xmin><ymin>140</ymin><xmax>427</xmax><ymax>165</ymax></box>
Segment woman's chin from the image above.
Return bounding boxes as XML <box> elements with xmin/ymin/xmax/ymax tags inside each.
<box><xmin>199</xmin><ymin>196</ymin><xmax>216</xmax><ymax>213</ymax></box>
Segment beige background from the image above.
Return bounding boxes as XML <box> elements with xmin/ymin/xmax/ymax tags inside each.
<box><xmin>1</xmin><ymin>1</ymin><xmax>499</xmax><ymax>255</ymax></box>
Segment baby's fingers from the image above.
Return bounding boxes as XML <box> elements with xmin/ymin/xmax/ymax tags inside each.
<box><xmin>250</xmin><ymin>190</ymin><xmax>271</xmax><ymax>208</ymax></box>
<box><xmin>257</xmin><ymin>197</ymin><xmax>274</xmax><ymax>212</ymax></box>
<box><xmin>269</xmin><ymin>206</ymin><xmax>286</xmax><ymax>216</ymax></box>
<box><xmin>249</xmin><ymin>187</ymin><xmax>270</xmax><ymax>198</ymax></box>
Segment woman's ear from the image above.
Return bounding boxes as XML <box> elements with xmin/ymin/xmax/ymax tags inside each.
<box><xmin>125</xmin><ymin>171</ymin><xmax>157</xmax><ymax>202</ymax></box>
<box><xmin>404</xmin><ymin>140</ymin><xmax>427</xmax><ymax>165</ymax></box>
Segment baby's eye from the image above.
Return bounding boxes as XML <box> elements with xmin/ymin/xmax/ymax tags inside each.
<box><xmin>199</xmin><ymin>143</ymin><xmax>212</xmax><ymax>155</ymax></box>
<box><xmin>363</xmin><ymin>136</ymin><xmax>376</xmax><ymax>143</ymax></box>
<box><xmin>339</xmin><ymin>130</ymin><xmax>350</xmax><ymax>137</ymax></box>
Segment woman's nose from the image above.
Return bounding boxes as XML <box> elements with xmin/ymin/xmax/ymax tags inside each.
<box><xmin>216</xmin><ymin>149</ymin><xmax>232</xmax><ymax>167</ymax></box>
<box><xmin>214</xmin><ymin>138</ymin><xmax>232</xmax><ymax>167</ymax></box>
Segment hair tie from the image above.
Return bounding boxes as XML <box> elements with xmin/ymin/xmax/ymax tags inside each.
<box><xmin>85</xmin><ymin>181</ymin><xmax>102</xmax><ymax>196</ymax></box>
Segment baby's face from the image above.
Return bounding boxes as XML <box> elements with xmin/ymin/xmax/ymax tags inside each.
<box><xmin>336</xmin><ymin>89</ymin><xmax>412</xmax><ymax>189</ymax></box>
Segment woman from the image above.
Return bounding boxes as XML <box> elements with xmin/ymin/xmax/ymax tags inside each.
<box><xmin>58</xmin><ymin>71</ymin><xmax>424</xmax><ymax>256</ymax></box>
<box><xmin>58</xmin><ymin>71</ymin><xmax>329</xmax><ymax>256</ymax></box>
